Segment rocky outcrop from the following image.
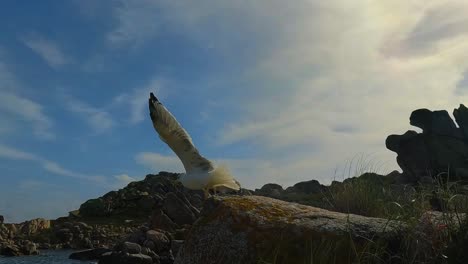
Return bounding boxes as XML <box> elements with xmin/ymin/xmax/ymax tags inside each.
<box><xmin>0</xmin><ymin>218</ymin><xmax>51</xmax><ymax>256</ymax></box>
<box><xmin>175</xmin><ymin>195</ymin><xmax>404</xmax><ymax>264</ymax></box>
<box><xmin>0</xmin><ymin>240</ymin><xmax>39</xmax><ymax>256</ymax></box>
<box><xmin>386</xmin><ymin>105</ymin><xmax>468</xmax><ymax>183</ymax></box>
<box><xmin>97</xmin><ymin>228</ymin><xmax>174</xmax><ymax>264</ymax></box>
<box><xmin>78</xmin><ymin>172</ymin><xmax>197</xmax><ymax>218</ymax></box>
<box><xmin>254</xmin><ymin>183</ymin><xmax>284</xmax><ymax>198</ymax></box>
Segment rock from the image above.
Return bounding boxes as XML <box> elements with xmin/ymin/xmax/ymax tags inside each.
<box><xmin>115</xmin><ymin>241</ymin><xmax>142</xmax><ymax>254</ymax></box>
<box><xmin>0</xmin><ymin>215</ymin><xmax>4</xmax><ymax>224</ymax></box>
<box><xmin>171</xmin><ymin>240</ymin><xmax>183</xmax><ymax>258</ymax></box>
<box><xmin>255</xmin><ymin>183</ymin><xmax>283</xmax><ymax>197</ymax></box>
<box><xmin>150</xmin><ymin>210</ymin><xmax>178</xmax><ymax>232</ymax></box>
<box><xmin>454</xmin><ymin>104</ymin><xmax>468</xmax><ymax>140</ymax></box>
<box><xmin>1</xmin><ymin>244</ymin><xmax>21</xmax><ymax>256</ymax></box>
<box><xmin>56</xmin><ymin>228</ymin><xmax>73</xmax><ymax>242</ymax></box>
<box><xmin>20</xmin><ymin>240</ymin><xmax>39</xmax><ymax>255</ymax></box>
<box><xmin>285</xmin><ymin>179</ymin><xmax>325</xmax><ymax>194</ymax></box>
<box><xmin>163</xmin><ymin>193</ymin><xmax>198</xmax><ymax>226</ymax></box>
<box><xmin>125</xmin><ymin>229</ymin><xmax>147</xmax><ymax>245</ymax></box>
<box><xmin>79</xmin><ymin>198</ymin><xmax>109</xmax><ymax>217</ymax></box>
<box><xmin>145</xmin><ymin>230</ymin><xmax>170</xmax><ymax>253</ymax></box>
<box><xmin>69</xmin><ymin>248</ymin><xmax>112</xmax><ymax>261</ymax></box>
<box><xmin>19</xmin><ymin>218</ymin><xmax>50</xmax><ymax>235</ymax></box>
<box><xmin>386</xmin><ymin>107</ymin><xmax>468</xmax><ymax>183</ymax></box>
<box><xmin>410</xmin><ymin>109</ymin><xmax>460</xmax><ymax>137</ymax></box>
<box><xmin>175</xmin><ymin>195</ymin><xmax>403</xmax><ymax>264</ymax></box>
<box><xmin>0</xmin><ymin>240</ymin><xmax>39</xmax><ymax>256</ymax></box>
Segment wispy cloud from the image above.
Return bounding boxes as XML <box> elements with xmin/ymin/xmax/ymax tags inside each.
<box><xmin>107</xmin><ymin>0</ymin><xmax>161</xmax><ymax>48</ymax></box>
<box><xmin>21</xmin><ymin>33</ymin><xmax>69</xmax><ymax>69</ymax></box>
<box><xmin>113</xmin><ymin>174</ymin><xmax>136</xmax><ymax>189</ymax></box>
<box><xmin>135</xmin><ymin>152</ymin><xmax>184</xmax><ymax>173</ymax></box>
<box><xmin>114</xmin><ymin>77</ymin><xmax>164</xmax><ymax>124</ymax></box>
<box><xmin>0</xmin><ymin>91</ymin><xmax>54</xmax><ymax>139</ymax></box>
<box><xmin>0</xmin><ymin>144</ymin><xmax>105</xmax><ymax>183</ymax></box>
<box><xmin>64</xmin><ymin>95</ymin><xmax>114</xmax><ymax>133</ymax></box>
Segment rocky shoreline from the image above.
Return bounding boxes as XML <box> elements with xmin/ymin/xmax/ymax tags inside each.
<box><xmin>2</xmin><ymin>105</ymin><xmax>468</xmax><ymax>263</ymax></box>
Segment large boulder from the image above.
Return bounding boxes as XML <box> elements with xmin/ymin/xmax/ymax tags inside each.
<box><xmin>254</xmin><ymin>183</ymin><xmax>284</xmax><ymax>197</ymax></box>
<box><xmin>19</xmin><ymin>218</ymin><xmax>50</xmax><ymax>235</ymax></box>
<box><xmin>386</xmin><ymin>105</ymin><xmax>468</xmax><ymax>183</ymax></box>
<box><xmin>175</xmin><ymin>195</ymin><xmax>404</xmax><ymax>264</ymax></box>
<box><xmin>285</xmin><ymin>179</ymin><xmax>325</xmax><ymax>194</ymax></box>
<box><xmin>76</xmin><ymin>172</ymin><xmax>202</xmax><ymax>219</ymax></box>
<box><xmin>162</xmin><ymin>193</ymin><xmax>199</xmax><ymax>226</ymax></box>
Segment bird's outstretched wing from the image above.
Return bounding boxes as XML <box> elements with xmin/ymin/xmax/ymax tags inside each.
<box><xmin>148</xmin><ymin>93</ymin><xmax>214</xmax><ymax>173</ymax></box>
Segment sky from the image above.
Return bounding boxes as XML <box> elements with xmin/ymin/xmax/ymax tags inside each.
<box><xmin>1</xmin><ymin>0</ymin><xmax>468</xmax><ymax>222</ymax></box>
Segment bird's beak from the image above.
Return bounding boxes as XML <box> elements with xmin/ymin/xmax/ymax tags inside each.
<box><xmin>148</xmin><ymin>92</ymin><xmax>159</xmax><ymax>110</ymax></box>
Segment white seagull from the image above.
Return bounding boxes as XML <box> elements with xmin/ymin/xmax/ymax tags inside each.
<box><xmin>148</xmin><ymin>92</ymin><xmax>240</xmax><ymax>197</ymax></box>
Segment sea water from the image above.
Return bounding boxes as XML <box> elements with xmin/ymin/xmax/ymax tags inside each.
<box><xmin>0</xmin><ymin>250</ymin><xmax>96</xmax><ymax>264</ymax></box>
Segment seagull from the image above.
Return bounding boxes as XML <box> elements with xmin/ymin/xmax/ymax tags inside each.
<box><xmin>148</xmin><ymin>92</ymin><xmax>241</xmax><ymax>197</ymax></box>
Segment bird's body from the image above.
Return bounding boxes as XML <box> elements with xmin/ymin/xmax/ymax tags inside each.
<box><xmin>148</xmin><ymin>92</ymin><xmax>240</xmax><ymax>197</ymax></box>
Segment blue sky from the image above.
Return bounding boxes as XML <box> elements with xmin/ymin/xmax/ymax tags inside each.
<box><xmin>1</xmin><ymin>0</ymin><xmax>468</xmax><ymax>222</ymax></box>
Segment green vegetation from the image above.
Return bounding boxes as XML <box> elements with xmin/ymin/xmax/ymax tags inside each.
<box><xmin>259</xmin><ymin>154</ymin><xmax>468</xmax><ymax>264</ymax></box>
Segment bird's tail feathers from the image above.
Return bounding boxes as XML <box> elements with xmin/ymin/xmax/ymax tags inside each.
<box><xmin>208</xmin><ymin>164</ymin><xmax>240</xmax><ymax>191</ymax></box>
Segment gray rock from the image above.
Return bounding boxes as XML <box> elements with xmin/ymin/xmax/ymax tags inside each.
<box><xmin>285</xmin><ymin>180</ymin><xmax>325</xmax><ymax>194</ymax></box>
<box><xmin>163</xmin><ymin>193</ymin><xmax>198</xmax><ymax>226</ymax></box>
<box><xmin>115</xmin><ymin>241</ymin><xmax>141</xmax><ymax>254</ymax></box>
<box><xmin>145</xmin><ymin>230</ymin><xmax>170</xmax><ymax>253</ymax></box>
<box><xmin>255</xmin><ymin>183</ymin><xmax>283</xmax><ymax>197</ymax></box>
<box><xmin>150</xmin><ymin>210</ymin><xmax>178</xmax><ymax>232</ymax></box>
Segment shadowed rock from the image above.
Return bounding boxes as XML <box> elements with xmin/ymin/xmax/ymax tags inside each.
<box><xmin>386</xmin><ymin>105</ymin><xmax>468</xmax><ymax>183</ymax></box>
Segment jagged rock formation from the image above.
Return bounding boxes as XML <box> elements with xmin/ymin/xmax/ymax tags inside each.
<box><xmin>175</xmin><ymin>195</ymin><xmax>404</xmax><ymax>264</ymax></box>
<box><xmin>0</xmin><ymin>218</ymin><xmax>50</xmax><ymax>256</ymax></box>
<box><xmin>386</xmin><ymin>105</ymin><xmax>468</xmax><ymax>183</ymax></box>
<box><xmin>0</xmin><ymin>172</ymin><xmax>204</xmax><ymax>258</ymax></box>
<box><xmin>78</xmin><ymin>172</ymin><xmax>202</xmax><ymax>218</ymax></box>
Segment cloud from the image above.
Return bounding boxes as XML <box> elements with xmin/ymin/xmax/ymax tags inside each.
<box><xmin>136</xmin><ymin>0</ymin><xmax>468</xmax><ymax>186</ymax></box>
<box><xmin>135</xmin><ymin>152</ymin><xmax>184</xmax><ymax>173</ymax></box>
<box><xmin>21</xmin><ymin>33</ymin><xmax>69</xmax><ymax>69</ymax></box>
<box><xmin>0</xmin><ymin>144</ymin><xmax>37</xmax><ymax>160</ymax></box>
<box><xmin>0</xmin><ymin>91</ymin><xmax>54</xmax><ymax>139</ymax></box>
<box><xmin>114</xmin><ymin>77</ymin><xmax>164</xmax><ymax>124</ymax></box>
<box><xmin>64</xmin><ymin>95</ymin><xmax>114</xmax><ymax>133</ymax></box>
<box><xmin>113</xmin><ymin>174</ymin><xmax>137</xmax><ymax>189</ymax></box>
<box><xmin>382</xmin><ymin>2</ymin><xmax>468</xmax><ymax>58</ymax></box>
<box><xmin>0</xmin><ymin>144</ymin><xmax>105</xmax><ymax>183</ymax></box>
<box><xmin>107</xmin><ymin>0</ymin><xmax>161</xmax><ymax>48</ymax></box>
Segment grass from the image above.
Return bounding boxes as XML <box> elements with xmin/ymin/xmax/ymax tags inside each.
<box><xmin>258</xmin><ymin>154</ymin><xmax>468</xmax><ymax>264</ymax></box>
